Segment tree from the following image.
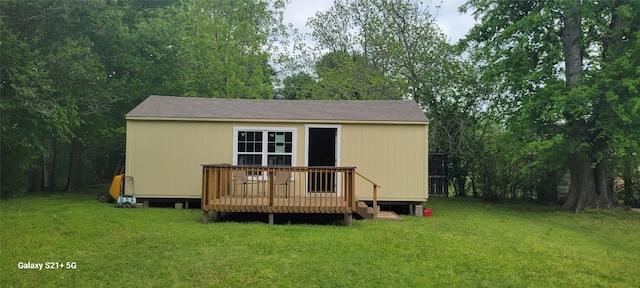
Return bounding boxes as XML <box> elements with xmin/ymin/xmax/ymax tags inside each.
<box><xmin>1</xmin><ymin>0</ymin><xmax>178</xmax><ymax>194</ymax></box>
<box><xmin>281</xmin><ymin>72</ymin><xmax>316</xmax><ymax>99</ymax></box>
<box><xmin>312</xmin><ymin>51</ymin><xmax>401</xmax><ymax>100</ymax></box>
<box><xmin>0</xmin><ymin>0</ymin><xmax>98</xmax><ymax>195</ymax></box>
<box><xmin>1</xmin><ymin>0</ymin><xmax>291</xmax><ymax>196</ymax></box>
<box><xmin>1</xmin><ymin>19</ymin><xmax>58</xmax><ymax>196</ymax></box>
<box><xmin>308</xmin><ymin>0</ymin><xmax>453</xmax><ymax>105</ymax></box>
<box><xmin>167</xmin><ymin>0</ymin><xmax>287</xmax><ymax>98</ymax></box>
<box><xmin>307</xmin><ymin>0</ymin><xmax>487</xmax><ymax>196</ymax></box>
<box><xmin>462</xmin><ymin>0</ymin><xmax>640</xmax><ymax>211</ymax></box>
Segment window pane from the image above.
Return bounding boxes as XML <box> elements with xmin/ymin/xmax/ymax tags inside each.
<box><xmin>285</xmin><ymin>132</ymin><xmax>292</xmax><ymax>142</ymax></box>
<box><xmin>268</xmin><ymin>143</ymin><xmax>275</xmax><ymax>153</ymax></box>
<box><xmin>285</xmin><ymin>143</ymin><xmax>292</xmax><ymax>153</ymax></box>
<box><xmin>237</xmin><ymin>131</ymin><xmax>263</xmax><ymax>154</ymax></box>
<box><xmin>239</xmin><ymin>154</ymin><xmax>262</xmax><ymax>165</ymax></box>
<box><xmin>268</xmin><ymin>155</ymin><xmax>291</xmax><ymax>166</ymax></box>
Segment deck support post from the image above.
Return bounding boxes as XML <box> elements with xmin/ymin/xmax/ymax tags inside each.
<box><xmin>268</xmin><ymin>213</ymin><xmax>274</xmax><ymax>225</ymax></box>
<box><xmin>203</xmin><ymin>211</ymin><xmax>209</xmax><ymax>224</ymax></box>
<box><xmin>344</xmin><ymin>213</ymin><xmax>352</xmax><ymax>227</ymax></box>
<box><xmin>415</xmin><ymin>205</ymin><xmax>423</xmax><ymax>216</ymax></box>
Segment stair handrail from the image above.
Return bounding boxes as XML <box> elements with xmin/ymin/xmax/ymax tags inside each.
<box><xmin>354</xmin><ymin>171</ymin><xmax>381</xmax><ymax>218</ymax></box>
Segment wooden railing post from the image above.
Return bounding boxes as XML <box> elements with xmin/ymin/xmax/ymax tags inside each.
<box><xmin>348</xmin><ymin>169</ymin><xmax>355</xmax><ymax>211</ymax></box>
<box><xmin>215</xmin><ymin>167</ymin><xmax>221</xmax><ymax>200</ymax></box>
<box><xmin>269</xmin><ymin>170</ymin><xmax>275</xmax><ymax>207</ymax></box>
<box><xmin>202</xmin><ymin>167</ymin><xmax>209</xmax><ymax>209</ymax></box>
<box><xmin>353</xmin><ymin>171</ymin><xmax>381</xmax><ymax>218</ymax></box>
<box><xmin>372</xmin><ymin>184</ymin><xmax>378</xmax><ymax>218</ymax></box>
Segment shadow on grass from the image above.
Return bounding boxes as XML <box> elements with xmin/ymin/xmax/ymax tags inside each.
<box><xmin>213</xmin><ymin>212</ymin><xmax>350</xmax><ymax>226</ymax></box>
<box><xmin>430</xmin><ymin>196</ymin><xmax>563</xmax><ymax>214</ymax></box>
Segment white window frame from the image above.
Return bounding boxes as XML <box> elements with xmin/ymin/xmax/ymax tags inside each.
<box><xmin>233</xmin><ymin>127</ymin><xmax>297</xmax><ymax>179</ymax></box>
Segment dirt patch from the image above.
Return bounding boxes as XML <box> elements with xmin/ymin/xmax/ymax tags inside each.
<box><xmin>374</xmin><ymin>211</ymin><xmax>403</xmax><ymax>221</ymax></box>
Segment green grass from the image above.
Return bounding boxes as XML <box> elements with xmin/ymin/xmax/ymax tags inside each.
<box><xmin>2</xmin><ymin>192</ymin><xmax>639</xmax><ymax>287</ymax></box>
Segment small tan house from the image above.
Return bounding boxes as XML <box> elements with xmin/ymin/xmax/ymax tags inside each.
<box><xmin>125</xmin><ymin>95</ymin><xmax>429</xmax><ymax>210</ymax></box>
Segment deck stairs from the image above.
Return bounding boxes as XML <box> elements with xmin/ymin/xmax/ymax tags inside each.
<box><xmin>355</xmin><ymin>200</ymin><xmax>402</xmax><ymax>221</ymax></box>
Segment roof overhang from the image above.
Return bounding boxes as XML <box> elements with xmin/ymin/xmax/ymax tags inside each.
<box><xmin>125</xmin><ymin>116</ymin><xmax>430</xmax><ymax>125</ymax></box>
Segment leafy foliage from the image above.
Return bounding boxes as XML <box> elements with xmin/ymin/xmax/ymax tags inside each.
<box><xmin>168</xmin><ymin>0</ymin><xmax>284</xmax><ymax>98</ymax></box>
<box><xmin>305</xmin><ymin>1</ymin><xmax>486</xmax><ymax>195</ymax></box>
<box><xmin>307</xmin><ymin>0</ymin><xmax>454</xmax><ymax>104</ymax></box>
<box><xmin>461</xmin><ymin>0</ymin><xmax>640</xmax><ymax>209</ymax></box>
<box><xmin>0</xmin><ymin>0</ymin><xmax>288</xmax><ymax>196</ymax></box>
<box><xmin>280</xmin><ymin>72</ymin><xmax>315</xmax><ymax>100</ymax></box>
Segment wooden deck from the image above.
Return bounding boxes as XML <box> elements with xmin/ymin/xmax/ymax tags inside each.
<box><xmin>202</xmin><ymin>195</ymin><xmax>351</xmax><ymax>213</ymax></box>
<box><xmin>202</xmin><ymin>165</ymin><xmax>371</xmax><ymax>225</ymax></box>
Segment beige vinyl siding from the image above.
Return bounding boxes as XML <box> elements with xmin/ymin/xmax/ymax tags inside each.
<box><xmin>126</xmin><ymin>118</ymin><xmax>428</xmax><ymax>201</ymax></box>
<box><xmin>126</xmin><ymin>120</ymin><xmax>307</xmax><ymax>198</ymax></box>
<box><xmin>341</xmin><ymin>123</ymin><xmax>428</xmax><ymax>201</ymax></box>
<box><xmin>126</xmin><ymin>120</ymin><xmax>229</xmax><ymax>198</ymax></box>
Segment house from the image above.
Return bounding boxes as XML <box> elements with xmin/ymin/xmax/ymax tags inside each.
<box><xmin>125</xmin><ymin>96</ymin><xmax>429</xmax><ymax>222</ymax></box>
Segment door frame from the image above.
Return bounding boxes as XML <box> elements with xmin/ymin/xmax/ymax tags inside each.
<box><xmin>304</xmin><ymin>124</ymin><xmax>341</xmax><ymax>195</ymax></box>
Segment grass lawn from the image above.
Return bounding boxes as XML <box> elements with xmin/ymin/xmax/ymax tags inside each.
<box><xmin>1</xmin><ymin>191</ymin><xmax>639</xmax><ymax>287</ymax></box>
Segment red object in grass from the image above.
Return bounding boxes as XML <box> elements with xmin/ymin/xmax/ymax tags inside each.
<box><xmin>423</xmin><ymin>208</ymin><xmax>433</xmax><ymax>217</ymax></box>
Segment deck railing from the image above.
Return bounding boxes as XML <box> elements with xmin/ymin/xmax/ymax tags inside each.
<box><xmin>354</xmin><ymin>171</ymin><xmax>381</xmax><ymax>218</ymax></box>
<box><xmin>201</xmin><ymin>164</ymin><xmax>356</xmax><ymax>223</ymax></box>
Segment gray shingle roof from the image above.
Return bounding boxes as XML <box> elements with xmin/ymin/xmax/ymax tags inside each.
<box><xmin>126</xmin><ymin>95</ymin><xmax>429</xmax><ymax>123</ymax></box>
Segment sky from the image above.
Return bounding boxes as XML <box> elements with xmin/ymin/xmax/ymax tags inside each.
<box><xmin>282</xmin><ymin>0</ymin><xmax>478</xmax><ymax>45</ymax></box>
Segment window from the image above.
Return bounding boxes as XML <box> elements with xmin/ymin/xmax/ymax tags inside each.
<box><xmin>237</xmin><ymin>131</ymin><xmax>263</xmax><ymax>166</ymax></box>
<box><xmin>234</xmin><ymin>128</ymin><xmax>295</xmax><ymax>167</ymax></box>
<box><xmin>267</xmin><ymin>131</ymin><xmax>292</xmax><ymax>166</ymax></box>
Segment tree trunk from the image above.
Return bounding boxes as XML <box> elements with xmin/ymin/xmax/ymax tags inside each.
<box><xmin>65</xmin><ymin>138</ymin><xmax>83</xmax><ymax>193</ymax></box>
<box><xmin>49</xmin><ymin>142</ymin><xmax>57</xmax><ymax>191</ymax></box>
<box><xmin>561</xmin><ymin>0</ymin><xmax>625</xmax><ymax>212</ymax></box>
<box><xmin>559</xmin><ymin>2</ymin><xmax>585</xmax><ymax>211</ymax></box>
<box><xmin>563</xmin><ymin>153</ymin><xmax>596</xmax><ymax>212</ymax></box>
<box><xmin>563</xmin><ymin>153</ymin><xmax>622</xmax><ymax>212</ymax></box>
<box><xmin>594</xmin><ymin>160</ymin><xmax>620</xmax><ymax>209</ymax></box>
<box><xmin>470</xmin><ymin>175</ymin><xmax>477</xmax><ymax>197</ymax></box>
<box><xmin>562</xmin><ymin>2</ymin><xmax>582</xmax><ymax>87</ymax></box>
<box><xmin>560</xmin><ymin>2</ymin><xmax>600</xmax><ymax>212</ymax></box>
<box><xmin>31</xmin><ymin>155</ymin><xmax>44</xmax><ymax>193</ymax></box>
<box><xmin>456</xmin><ymin>176</ymin><xmax>466</xmax><ymax>197</ymax></box>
